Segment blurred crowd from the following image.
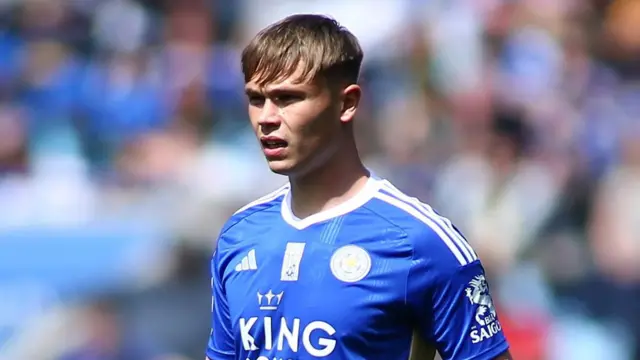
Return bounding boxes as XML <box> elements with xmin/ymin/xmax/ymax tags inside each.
<box><xmin>0</xmin><ymin>0</ymin><xmax>639</xmax><ymax>359</ymax></box>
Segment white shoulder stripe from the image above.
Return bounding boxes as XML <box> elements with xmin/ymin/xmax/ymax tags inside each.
<box><xmin>380</xmin><ymin>181</ymin><xmax>477</xmax><ymax>264</ymax></box>
<box><xmin>374</xmin><ymin>192</ymin><xmax>470</xmax><ymax>266</ymax></box>
<box><xmin>233</xmin><ymin>183</ymin><xmax>290</xmax><ymax>215</ymax></box>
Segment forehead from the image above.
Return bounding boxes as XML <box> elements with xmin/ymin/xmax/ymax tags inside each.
<box><xmin>244</xmin><ymin>63</ymin><xmax>327</xmax><ymax>93</ymax></box>
<box><xmin>245</xmin><ymin>75</ymin><xmax>318</xmax><ymax>94</ymax></box>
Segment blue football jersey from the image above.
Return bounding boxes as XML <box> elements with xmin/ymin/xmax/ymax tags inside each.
<box><xmin>207</xmin><ymin>177</ymin><xmax>509</xmax><ymax>360</ymax></box>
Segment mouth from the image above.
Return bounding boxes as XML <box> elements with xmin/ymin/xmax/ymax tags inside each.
<box><xmin>260</xmin><ymin>137</ymin><xmax>288</xmax><ymax>158</ymax></box>
<box><xmin>260</xmin><ymin>138</ymin><xmax>288</xmax><ymax>150</ymax></box>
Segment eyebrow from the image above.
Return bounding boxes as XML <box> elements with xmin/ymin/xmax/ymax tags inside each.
<box><xmin>245</xmin><ymin>88</ymin><xmax>261</xmax><ymax>96</ymax></box>
<box><xmin>245</xmin><ymin>85</ymin><xmax>308</xmax><ymax>96</ymax></box>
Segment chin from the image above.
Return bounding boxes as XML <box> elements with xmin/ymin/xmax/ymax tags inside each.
<box><xmin>266</xmin><ymin>159</ymin><xmax>298</xmax><ymax>176</ymax></box>
<box><xmin>267</xmin><ymin>157</ymin><xmax>322</xmax><ymax>180</ymax></box>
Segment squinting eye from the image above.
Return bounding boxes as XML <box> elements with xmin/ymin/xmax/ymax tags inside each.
<box><xmin>274</xmin><ymin>95</ymin><xmax>301</xmax><ymax>105</ymax></box>
<box><xmin>248</xmin><ymin>96</ymin><xmax>265</xmax><ymax>106</ymax></box>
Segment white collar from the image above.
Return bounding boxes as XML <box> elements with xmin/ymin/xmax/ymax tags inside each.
<box><xmin>280</xmin><ymin>176</ymin><xmax>381</xmax><ymax>230</ymax></box>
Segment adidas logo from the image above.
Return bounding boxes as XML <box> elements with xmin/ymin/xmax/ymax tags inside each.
<box><xmin>235</xmin><ymin>249</ymin><xmax>257</xmax><ymax>272</ymax></box>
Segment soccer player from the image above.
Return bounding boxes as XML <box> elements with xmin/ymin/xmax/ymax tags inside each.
<box><xmin>206</xmin><ymin>14</ymin><xmax>511</xmax><ymax>360</ymax></box>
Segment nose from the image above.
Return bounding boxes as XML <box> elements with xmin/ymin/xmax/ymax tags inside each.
<box><xmin>257</xmin><ymin>100</ymin><xmax>281</xmax><ymax>127</ymax></box>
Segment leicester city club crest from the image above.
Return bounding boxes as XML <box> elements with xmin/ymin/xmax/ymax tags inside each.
<box><xmin>330</xmin><ymin>245</ymin><xmax>371</xmax><ymax>283</ymax></box>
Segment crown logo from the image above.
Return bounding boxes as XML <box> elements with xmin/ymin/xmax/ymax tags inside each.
<box><xmin>257</xmin><ymin>290</ymin><xmax>284</xmax><ymax>310</ymax></box>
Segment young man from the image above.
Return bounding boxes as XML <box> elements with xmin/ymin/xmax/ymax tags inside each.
<box><xmin>206</xmin><ymin>14</ymin><xmax>511</xmax><ymax>360</ymax></box>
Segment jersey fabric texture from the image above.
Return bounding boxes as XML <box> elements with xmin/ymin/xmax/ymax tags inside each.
<box><xmin>207</xmin><ymin>177</ymin><xmax>509</xmax><ymax>360</ymax></box>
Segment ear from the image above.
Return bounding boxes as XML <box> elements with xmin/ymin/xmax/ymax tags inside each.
<box><xmin>339</xmin><ymin>84</ymin><xmax>361</xmax><ymax>123</ymax></box>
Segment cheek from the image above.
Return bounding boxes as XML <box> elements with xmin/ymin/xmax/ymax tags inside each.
<box><xmin>294</xmin><ymin>120</ymin><xmax>337</xmax><ymax>158</ymax></box>
<box><xmin>287</xmin><ymin>110</ymin><xmax>322</xmax><ymax>136</ymax></box>
<box><xmin>247</xmin><ymin>107</ymin><xmax>260</xmax><ymax>129</ymax></box>
<box><xmin>284</xmin><ymin>100</ymin><xmax>338</xmax><ymax>150</ymax></box>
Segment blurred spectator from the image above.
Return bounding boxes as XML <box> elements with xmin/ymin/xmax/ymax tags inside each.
<box><xmin>433</xmin><ymin>106</ymin><xmax>564</xmax><ymax>274</ymax></box>
<box><xmin>57</xmin><ymin>299</ymin><xmax>160</xmax><ymax>360</ymax></box>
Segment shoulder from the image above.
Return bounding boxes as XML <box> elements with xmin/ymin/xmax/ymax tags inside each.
<box><xmin>219</xmin><ymin>183</ymin><xmax>289</xmax><ymax>237</ymax></box>
<box><xmin>367</xmin><ymin>179</ymin><xmax>479</xmax><ymax>270</ymax></box>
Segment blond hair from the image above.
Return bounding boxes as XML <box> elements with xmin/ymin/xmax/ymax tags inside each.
<box><xmin>241</xmin><ymin>14</ymin><xmax>363</xmax><ymax>86</ymax></box>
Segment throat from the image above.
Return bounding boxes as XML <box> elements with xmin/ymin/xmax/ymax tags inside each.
<box><xmin>288</xmin><ymin>163</ymin><xmax>370</xmax><ymax>220</ymax></box>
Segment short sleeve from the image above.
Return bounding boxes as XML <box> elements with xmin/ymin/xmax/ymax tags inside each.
<box><xmin>206</xmin><ymin>248</ymin><xmax>235</xmax><ymax>360</ymax></box>
<box><xmin>408</xmin><ymin>247</ymin><xmax>509</xmax><ymax>359</ymax></box>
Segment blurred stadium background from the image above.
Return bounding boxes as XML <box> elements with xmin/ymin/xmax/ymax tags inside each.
<box><xmin>0</xmin><ymin>0</ymin><xmax>639</xmax><ymax>359</ymax></box>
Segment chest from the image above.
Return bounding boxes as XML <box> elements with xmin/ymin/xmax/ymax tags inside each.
<box><xmin>221</xmin><ymin>221</ymin><xmax>413</xmax><ymax>352</ymax></box>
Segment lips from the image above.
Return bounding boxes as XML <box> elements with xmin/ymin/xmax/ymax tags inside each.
<box><xmin>260</xmin><ymin>136</ymin><xmax>288</xmax><ymax>149</ymax></box>
<box><xmin>260</xmin><ymin>136</ymin><xmax>288</xmax><ymax>158</ymax></box>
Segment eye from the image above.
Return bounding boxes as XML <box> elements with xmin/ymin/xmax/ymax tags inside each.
<box><xmin>273</xmin><ymin>94</ymin><xmax>302</xmax><ymax>106</ymax></box>
<box><xmin>247</xmin><ymin>95</ymin><xmax>265</xmax><ymax>107</ymax></box>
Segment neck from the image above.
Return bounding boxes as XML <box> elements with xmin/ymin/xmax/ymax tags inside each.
<box><xmin>288</xmin><ymin>146</ymin><xmax>369</xmax><ymax>220</ymax></box>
